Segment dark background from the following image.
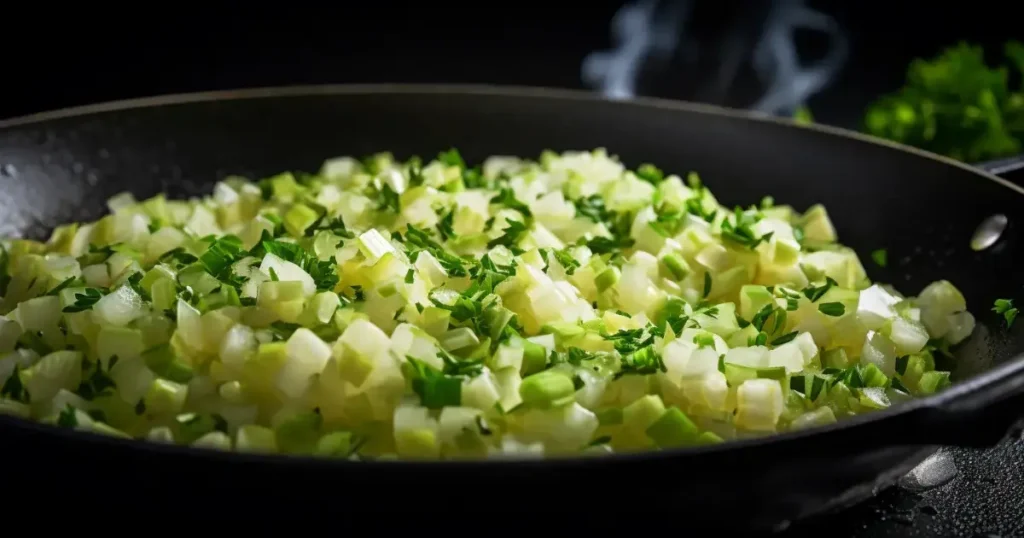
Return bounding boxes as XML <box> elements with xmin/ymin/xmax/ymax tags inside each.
<box><xmin>2</xmin><ymin>3</ymin><xmax>1023</xmax><ymax>536</ymax></box>
<box><xmin>5</xmin><ymin>2</ymin><xmax>1021</xmax><ymax>128</ymax></box>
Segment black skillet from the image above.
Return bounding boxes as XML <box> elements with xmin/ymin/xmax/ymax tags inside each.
<box><xmin>1</xmin><ymin>85</ymin><xmax>1023</xmax><ymax>531</ymax></box>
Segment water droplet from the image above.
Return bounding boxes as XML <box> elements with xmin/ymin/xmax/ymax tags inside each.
<box><xmin>890</xmin><ymin>511</ymin><xmax>915</xmax><ymax>525</ymax></box>
<box><xmin>971</xmin><ymin>214</ymin><xmax>1007</xmax><ymax>251</ymax></box>
<box><xmin>86</xmin><ymin>172</ymin><xmax>99</xmax><ymax>186</ymax></box>
<box><xmin>98</xmin><ymin>148</ymin><xmax>110</xmax><ymax>159</ymax></box>
<box><xmin>0</xmin><ymin>164</ymin><xmax>15</xmax><ymax>177</ymax></box>
<box><xmin>72</xmin><ymin>162</ymin><xmax>84</xmax><ymax>174</ymax></box>
<box><xmin>899</xmin><ymin>450</ymin><xmax>958</xmax><ymax>491</ymax></box>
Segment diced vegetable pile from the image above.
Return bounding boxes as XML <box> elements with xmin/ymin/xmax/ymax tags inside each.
<box><xmin>0</xmin><ymin>148</ymin><xmax>975</xmax><ymax>459</ymax></box>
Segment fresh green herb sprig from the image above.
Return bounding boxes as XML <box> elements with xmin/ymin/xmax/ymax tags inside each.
<box><xmin>863</xmin><ymin>41</ymin><xmax>1024</xmax><ymax>162</ymax></box>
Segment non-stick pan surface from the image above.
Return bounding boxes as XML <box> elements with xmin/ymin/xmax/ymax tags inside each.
<box><xmin>1</xmin><ymin>85</ymin><xmax>1023</xmax><ymax>531</ymax></box>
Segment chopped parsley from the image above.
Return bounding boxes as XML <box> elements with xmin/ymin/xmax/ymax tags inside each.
<box><xmin>549</xmin><ymin>248</ymin><xmax>581</xmax><ymax>275</ymax></box>
<box><xmin>487</xmin><ymin>219</ymin><xmax>529</xmax><ymax>251</ymax></box>
<box><xmin>437</xmin><ymin>148</ymin><xmax>466</xmax><ymax>169</ymax></box>
<box><xmin>199</xmin><ymin>235</ymin><xmax>248</xmax><ymax>284</ymax></box>
<box><xmin>818</xmin><ymin>302</ymin><xmax>846</xmax><ymax>317</ymax></box>
<box><xmin>406</xmin><ymin>357</ymin><xmax>464</xmax><ymax>409</ymax></box>
<box><xmin>770</xmin><ymin>331</ymin><xmax>799</xmax><ymax>346</ymax></box>
<box><xmin>615</xmin><ymin>346</ymin><xmax>666</xmax><ymax>379</ymax></box>
<box><xmin>400</xmin><ymin>224</ymin><xmax>471</xmax><ymax>277</ymax></box>
<box><xmin>159</xmin><ymin>247</ymin><xmax>200</xmax><ymax>269</ymax></box>
<box><xmin>45</xmin><ymin>277</ymin><xmax>80</xmax><ymax>296</ymax></box>
<box><xmin>751</xmin><ymin>304</ymin><xmax>787</xmax><ymax>335</ymax></box>
<box><xmin>720</xmin><ymin>207</ymin><xmax>772</xmax><ymax>250</ymax></box>
<box><xmin>371</xmin><ymin>183</ymin><xmax>400</xmax><ymax>213</ymax></box>
<box><xmin>802</xmin><ymin>277</ymin><xmax>838</xmax><ymax>303</ymax></box>
<box><xmin>76</xmin><ymin>357</ymin><xmax>117</xmax><ymax>400</ymax></box>
<box><xmin>573</xmin><ymin>195</ymin><xmax>611</xmax><ymax>223</ymax></box>
<box><xmin>490</xmin><ymin>188</ymin><xmax>532</xmax><ymax>218</ymax></box>
<box><xmin>648</xmin><ymin>206</ymin><xmax>686</xmax><ymax>238</ymax></box>
<box><xmin>871</xmin><ymin>248</ymin><xmax>888</xmax><ymax>268</ymax></box>
<box><xmin>307</xmin><ymin>216</ymin><xmax>355</xmax><ymax>239</ymax></box>
<box><xmin>993</xmin><ymin>298</ymin><xmax>1018</xmax><ymax>328</ymax></box>
<box><xmin>252</xmin><ymin>233</ymin><xmax>339</xmax><ymax>291</ymax></box>
<box><xmin>62</xmin><ymin>288</ymin><xmax>105</xmax><ymax>313</ymax></box>
<box><xmin>57</xmin><ymin>405</ymin><xmax>78</xmax><ymax>428</ymax></box>
<box><xmin>0</xmin><ymin>366</ymin><xmax>29</xmax><ymax>402</ymax></box>
<box><xmin>583</xmin><ymin>235</ymin><xmax>635</xmax><ymax>256</ymax></box>
<box><xmin>635</xmin><ymin>163</ymin><xmax>664</xmax><ymax>185</ymax></box>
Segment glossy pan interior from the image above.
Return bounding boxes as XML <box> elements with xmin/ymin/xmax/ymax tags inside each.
<box><xmin>1</xmin><ymin>85</ymin><xmax>1022</xmax><ymax>530</ymax></box>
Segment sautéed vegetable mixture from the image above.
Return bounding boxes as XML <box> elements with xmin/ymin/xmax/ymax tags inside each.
<box><xmin>0</xmin><ymin>149</ymin><xmax>974</xmax><ymax>459</ymax></box>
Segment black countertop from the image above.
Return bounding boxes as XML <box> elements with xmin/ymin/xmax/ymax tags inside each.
<box><xmin>787</xmin><ymin>439</ymin><xmax>1024</xmax><ymax>537</ymax></box>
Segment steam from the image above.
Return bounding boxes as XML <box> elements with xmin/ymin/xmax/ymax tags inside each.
<box><xmin>750</xmin><ymin>0</ymin><xmax>849</xmax><ymax>116</ymax></box>
<box><xmin>580</xmin><ymin>0</ymin><xmax>693</xmax><ymax>100</ymax></box>
<box><xmin>581</xmin><ymin>0</ymin><xmax>849</xmax><ymax>116</ymax></box>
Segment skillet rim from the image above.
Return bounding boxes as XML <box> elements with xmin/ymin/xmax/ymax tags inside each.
<box><xmin>0</xmin><ymin>83</ymin><xmax>1022</xmax><ymax>468</ymax></box>
<box><xmin>2</xmin><ymin>83</ymin><xmax>1022</xmax><ymax>197</ymax></box>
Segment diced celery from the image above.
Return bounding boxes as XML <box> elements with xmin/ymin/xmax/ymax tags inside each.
<box><xmin>789</xmin><ymin>406</ymin><xmax>837</xmax><ymax>431</ymax></box>
<box><xmin>739</xmin><ymin>285</ymin><xmax>775</xmax><ymax>320</ymax></box>
<box><xmin>274</xmin><ymin>411</ymin><xmax>323</xmax><ymax>454</ymax></box>
<box><xmin>858</xmin><ymin>387</ymin><xmax>891</xmax><ymax>410</ymax></box>
<box><xmin>917</xmin><ymin>371</ymin><xmax>952</xmax><ymax>395</ymax></box>
<box><xmin>145</xmin><ymin>379</ymin><xmax>189</xmax><ymax>415</ymax></box>
<box><xmin>645</xmin><ymin>407</ymin><xmax>700</xmax><ymax>448</ymax></box>
<box><xmin>96</xmin><ymin>327</ymin><xmax>145</xmax><ymax>366</ymax></box>
<box><xmin>800</xmin><ymin>204</ymin><xmax>837</xmax><ymax>243</ymax></box>
<box><xmin>660</xmin><ymin>253</ymin><xmax>690</xmax><ymax>281</ymax></box>
<box><xmin>283</xmin><ymin>203</ymin><xmax>320</xmax><ymax>237</ymax></box>
<box><xmin>22</xmin><ymin>350</ymin><xmax>82</xmax><ymax>402</ymax></box>
<box><xmin>520</xmin><ymin>370</ymin><xmax>575</xmax><ymax>409</ymax></box>
<box><xmin>394</xmin><ymin>406</ymin><xmax>441</xmax><ymax>458</ymax></box>
<box><xmin>859</xmin><ymin>363</ymin><xmax>889</xmax><ymax>388</ymax></box>
<box><xmin>860</xmin><ymin>330</ymin><xmax>897</xmax><ymax>376</ymax></box>
<box><xmin>821</xmin><ymin>348</ymin><xmax>850</xmax><ymax>369</ymax></box>
<box><xmin>694</xmin><ymin>431</ymin><xmax>724</xmax><ymax>445</ymax></box>
<box><xmin>236</xmin><ymin>424</ymin><xmax>278</xmax><ymax>453</ymax></box>
<box><xmin>622</xmin><ymin>395</ymin><xmax>666</xmax><ymax>434</ymax></box>
<box><xmin>595</xmin><ymin>267</ymin><xmax>620</xmax><ymax>293</ymax></box>
<box><xmin>735</xmin><ymin>379</ymin><xmax>784</xmax><ymax>431</ymax></box>
<box><xmin>511</xmin><ymin>335</ymin><xmax>548</xmax><ymax>376</ymax></box>
<box><xmin>314</xmin><ymin>431</ymin><xmax>359</xmax><ymax>457</ymax></box>
<box><xmin>276</xmin><ymin>328</ymin><xmax>331</xmax><ymax>399</ymax></box>
<box><xmin>193</xmin><ymin>431</ymin><xmax>232</xmax><ymax>450</ymax></box>
<box><xmin>541</xmin><ymin>322</ymin><xmax>585</xmax><ymax>343</ymax></box>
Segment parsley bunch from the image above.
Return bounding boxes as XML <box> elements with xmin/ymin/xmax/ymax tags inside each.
<box><xmin>863</xmin><ymin>41</ymin><xmax>1024</xmax><ymax>162</ymax></box>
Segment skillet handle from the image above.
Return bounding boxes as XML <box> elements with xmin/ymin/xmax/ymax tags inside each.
<box><xmin>975</xmin><ymin>155</ymin><xmax>1024</xmax><ymax>181</ymax></box>
<box><xmin>888</xmin><ymin>154</ymin><xmax>1024</xmax><ymax>448</ymax></box>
